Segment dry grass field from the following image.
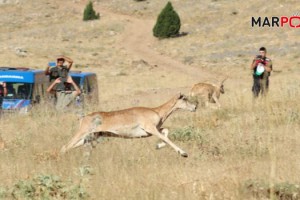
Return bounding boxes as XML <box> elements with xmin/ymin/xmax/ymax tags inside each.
<box><xmin>0</xmin><ymin>0</ymin><xmax>300</xmax><ymax>199</ymax></box>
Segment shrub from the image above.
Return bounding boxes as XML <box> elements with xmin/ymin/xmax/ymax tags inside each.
<box><xmin>242</xmin><ymin>179</ymin><xmax>300</xmax><ymax>199</ymax></box>
<box><xmin>83</xmin><ymin>1</ymin><xmax>100</xmax><ymax>21</ymax></box>
<box><xmin>1</xmin><ymin>174</ymin><xmax>89</xmax><ymax>199</ymax></box>
<box><xmin>170</xmin><ymin>126</ymin><xmax>203</xmax><ymax>142</ymax></box>
<box><xmin>153</xmin><ymin>2</ymin><xmax>181</xmax><ymax>38</ymax></box>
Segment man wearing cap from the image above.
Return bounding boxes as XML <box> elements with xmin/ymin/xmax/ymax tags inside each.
<box><xmin>250</xmin><ymin>47</ymin><xmax>273</xmax><ymax>98</ymax></box>
<box><xmin>45</xmin><ymin>56</ymin><xmax>73</xmax><ymax>105</ymax></box>
<box><xmin>45</xmin><ymin>55</ymin><xmax>73</xmax><ymax>83</ymax></box>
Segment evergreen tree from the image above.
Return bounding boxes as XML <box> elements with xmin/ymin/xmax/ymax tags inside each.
<box><xmin>153</xmin><ymin>2</ymin><xmax>181</xmax><ymax>38</ymax></box>
<box><xmin>83</xmin><ymin>1</ymin><xmax>100</xmax><ymax>21</ymax></box>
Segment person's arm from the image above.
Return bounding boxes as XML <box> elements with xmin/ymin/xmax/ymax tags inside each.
<box><xmin>250</xmin><ymin>56</ymin><xmax>261</xmax><ymax>70</ymax></box>
<box><xmin>67</xmin><ymin>76</ymin><xmax>81</xmax><ymax>95</ymax></box>
<box><xmin>250</xmin><ymin>57</ymin><xmax>259</xmax><ymax>70</ymax></box>
<box><xmin>250</xmin><ymin>59</ymin><xmax>256</xmax><ymax>70</ymax></box>
<box><xmin>62</xmin><ymin>56</ymin><xmax>73</xmax><ymax>70</ymax></box>
<box><xmin>264</xmin><ymin>60</ymin><xmax>272</xmax><ymax>72</ymax></box>
<box><xmin>45</xmin><ymin>64</ymin><xmax>51</xmax><ymax>75</ymax></box>
<box><xmin>2</xmin><ymin>82</ymin><xmax>7</xmax><ymax>96</ymax></box>
<box><xmin>46</xmin><ymin>78</ymin><xmax>61</xmax><ymax>93</ymax></box>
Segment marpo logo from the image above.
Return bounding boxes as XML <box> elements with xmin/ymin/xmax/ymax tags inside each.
<box><xmin>251</xmin><ymin>14</ymin><xmax>300</xmax><ymax>28</ymax></box>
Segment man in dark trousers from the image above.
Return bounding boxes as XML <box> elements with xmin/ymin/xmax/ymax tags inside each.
<box><xmin>250</xmin><ymin>47</ymin><xmax>273</xmax><ymax>98</ymax></box>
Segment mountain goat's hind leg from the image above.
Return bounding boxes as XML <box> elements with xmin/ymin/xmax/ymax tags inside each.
<box><xmin>156</xmin><ymin>128</ymin><xmax>169</xmax><ymax>149</ymax></box>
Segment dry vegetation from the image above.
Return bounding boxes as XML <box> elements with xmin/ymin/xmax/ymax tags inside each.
<box><xmin>0</xmin><ymin>0</ymin><xmax>300</xmax><ymax>199</ymax></box>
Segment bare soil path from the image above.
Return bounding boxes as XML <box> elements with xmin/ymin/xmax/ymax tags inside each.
<box><xmin>98</xmin><ymin>6</ymin><xmax>215</xmax><ymax>82</ymax></box>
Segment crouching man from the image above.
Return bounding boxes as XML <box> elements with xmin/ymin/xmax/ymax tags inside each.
<box><xmin>47</xmin><ymin>76</ymin><xmax>81</xmax><ymax>111</ymax></box>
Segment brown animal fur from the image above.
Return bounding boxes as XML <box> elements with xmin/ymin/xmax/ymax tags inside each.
<box><xmin>61</xmin><ymin>93</ymin><xmax>197</xmax><ymax>157</ymax></box>
<box><xmin>189</xmin><ymin>78</ymin><xmax>227</xmax><ymax>108</ymax></box>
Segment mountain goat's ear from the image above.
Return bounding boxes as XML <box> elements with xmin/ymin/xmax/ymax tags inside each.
<box><xmin>181</xmin><ymin>95</ymin><xmax>188</xmax><ymax>100</ymax></box>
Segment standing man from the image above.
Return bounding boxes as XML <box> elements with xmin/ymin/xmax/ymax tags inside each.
<box><xmin>45</xmin><ymin>56</ymin><xmax>73</xmax><ymax>104</ymax></box>
<box><xmin>250</xmin><ymin>47</ymin><xmax>273</xmax><ymax>98</ymax></box>
<box><xmin>0</xmin><ymin>82</ymin><xmax>7</xmax><ymax>110</ymax></box>
<box><xmin>45</xmin><ymin>55</ymin><xmax>73</xmax><ymax>83</ymax></box>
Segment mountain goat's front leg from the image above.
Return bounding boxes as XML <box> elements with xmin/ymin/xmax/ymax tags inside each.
<box><xmin>147</xmin><ymin>127</ymin><xmax>188</xmax><ymax>157</ymax></box>
<box><xmin>212</xmin><ymin>93</ymin><xmax>221</xmax><ymax>108</ymax></box>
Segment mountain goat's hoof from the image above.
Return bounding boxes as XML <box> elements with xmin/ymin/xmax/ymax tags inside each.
<box><xmin>180</xmin><ymin>152</ymin><xmax>188</xmax><ymax>158</ymax></box>
<box><xmin>156</xmin><ymin>142</ymin><xmax>166</xmax><ymax>149</ymax></box>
